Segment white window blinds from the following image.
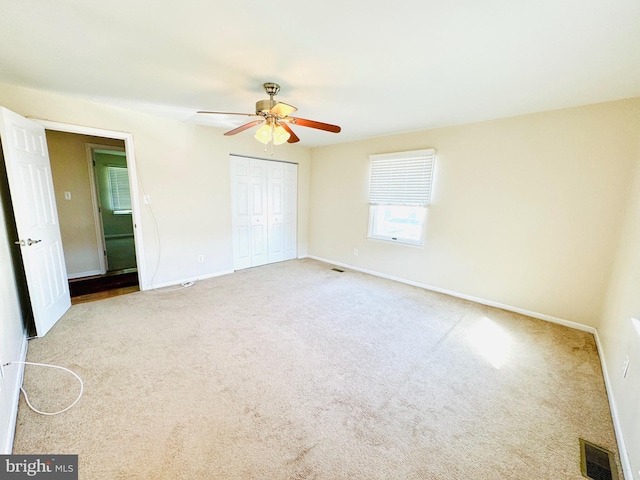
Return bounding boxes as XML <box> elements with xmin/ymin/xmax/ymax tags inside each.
<box><xmin>369</xmin><ymin>149</ymin><xmax>436</xmax><ymax>206</ymax></box>
<box><xmin>107</xmin><ymin>166</ymin><xmax>132</xmax><ymax>211</ymax></box>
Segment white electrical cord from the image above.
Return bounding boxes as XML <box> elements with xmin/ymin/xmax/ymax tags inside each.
<box><xmin>6</xmin><ymin>361</ymin><xmax>84</xmax><ymax>416</ymax></box>
<box><xmin>152</xmin><ymin>280</ymin><xmax>196</xmax><ymax>292</ymax></box>
<box><xmin>134</xmin><ymin>157</ymin><xmax>198</xmax><ymax>293</ymax></box>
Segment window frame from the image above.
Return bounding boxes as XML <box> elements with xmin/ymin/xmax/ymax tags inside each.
<box><xmin>367</xmin><ymin>204</ymin><xmax>428</xmax><ymax>246</ymax></box>
<box><xmin>367</xmin><ymin>149</ymin><xmax>436</xmax><ymax>246</ymax></box>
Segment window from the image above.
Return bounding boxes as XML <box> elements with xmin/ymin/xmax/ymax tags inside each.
<box><xmin>368</xmin><ymin>149</ymin><xmax>436</xmax><ymax>245</ymax></box>
<box><xmin>107</xmin><ymin>166</ymin><xmax>132</xmax><ymax>214</ymax></box>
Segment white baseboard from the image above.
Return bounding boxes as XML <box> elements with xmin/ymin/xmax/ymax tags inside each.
<box><xmin>308</xmin><ymin>255</ymin><xmax>633</xmax><ymax>478</ymax></box>
<box><xmin>145</xmin><ymin>269</ymin><xmax>234</xmax><ymax>291</ymax></box>
<box><xmin>67</xmin><ymin>269</ymin><xmax>104</xmax><ymax>280</ymax></box>
<box><xmin>308</xmin><ymin>255</ymin><xmax>593</xmax><ymax>332</ymax></box>
<box><xmin>2</xmin><ymin>334</ymin><xmax>28</xmax><ymax>454</ymax></box>
<box><xmin>593</xmin><ymin>330</ymin><xmax>633</xmax><ymax>480</ymax></box>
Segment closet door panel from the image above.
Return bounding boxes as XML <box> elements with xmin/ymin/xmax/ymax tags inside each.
<box><xmin>231</xmin><ymin>157</ymin><xmax>251</xmax><ymax>270</ymax></box>
<box><xmin>283</xmin><ymin>163</ymin><xmax>297</xmax><ymax>260</ymax></box>
<box><xmin>268</xmin><ymin>162</ymin><xmax>284</xmax><ymax>263</ymax></box>
<box><xmin>231</xmin><ymin>157</ymin><xmax>297</xmax><ymax>269</ymax></box>
<box><xmin>250</xmin><ymin>159</ymin><xmax>268</xmax><ymax>266</ymax></box>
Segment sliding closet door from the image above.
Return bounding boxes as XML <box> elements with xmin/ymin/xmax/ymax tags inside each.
<box><xmin>249</xmin><ymin>159</ymin><xmax>268</xmax><ymax>267</ymax></box>
<box><xmin>231</xmin><ymin>156</ymin><xmax>297</xmax><ymax>270</ymax></box>
<box><xmin>267</xmin><ymin>161</ymin><xmax>284</xmax><ymax>263</ymax></box>
<box><xmin>283</xmin><ymin>163</ymin><xmax>297</xmax><ymax>261</ymax></box>
<box><xmin>230</xmin><ymin>157</ymin><xmax>252</xmax><ymax>270</ymax></box>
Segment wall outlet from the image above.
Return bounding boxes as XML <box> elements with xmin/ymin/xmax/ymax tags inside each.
<box><xmin>64</xmin><ymin>191</ymin><xmax>72</xmax><ymax>200</ymax></box>
<box><xmin>622</xmin><ymin>355</ymin><xmax>630</xmax><ymax>378</ymax></box>
<box><xmin>197</xmin><ymin>255</ymin><xmax>204</xmax><ymax>263</ymax></box>
<box><xmin>353</xmin><ymin>248</ymin><xmax>359</xmax><ymax>256</ymax></box>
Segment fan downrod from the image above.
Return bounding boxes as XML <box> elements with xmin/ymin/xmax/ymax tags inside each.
<box><xmin>256</xmin><ymin>83</ymin><xmax>282</xmax><ymax>113</ymax></box>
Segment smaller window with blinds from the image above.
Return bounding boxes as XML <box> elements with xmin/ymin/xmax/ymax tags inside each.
<box><xmin>368</xmin><ymin>149</ymin><xmax>435</xmax><ymax>245</ymax></box>
<box><xmin>107</xmin><ymin>165</ymin><xmax>132</xmax><ymax>214</ymax></box>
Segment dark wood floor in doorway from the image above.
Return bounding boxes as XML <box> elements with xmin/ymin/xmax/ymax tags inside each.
<box><xmin>69</xmin><ymin>270</ymin><xmax>139</xmax><ymax>304</ymax></box>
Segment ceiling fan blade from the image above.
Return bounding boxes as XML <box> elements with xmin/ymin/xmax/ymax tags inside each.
<box><xmin>224</xmin><ymin>120</ymin><xmax>264</xmax><ymax>136</ymax></box>
<box><xmin>285</xmin><ymin>117</ymin><xmax>341</xmax><ymax>133</ymax></box>
<box><xmin>270</xmin><ymin>102</ymin><xmax>298</xmax><ymax>117</ymax></box>
<box><xmin>280</xmin><ymin>123</ymin><xmax>300</xmax><ymax>143</ymax></box>
<box><xmin>197</xmin><ymin>110</ymin><xmax>258</xmax><ymax>117</ymax></box>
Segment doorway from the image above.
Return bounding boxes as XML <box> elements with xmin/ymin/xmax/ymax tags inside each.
<box><xmin>41</xmin><ymin>126</ymin><xmax>144</xmax><ymax>302</ymax></box>
<box><xmin>88</xmin><ymin>145</ymin><xmax>137</xmax><ymax>273</ymax></box>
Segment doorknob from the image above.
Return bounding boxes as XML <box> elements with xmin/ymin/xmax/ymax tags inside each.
<box><xmin>14</xmin><ymin>238</ymin><xmax>41</xmax><ymax>246</ymax></box>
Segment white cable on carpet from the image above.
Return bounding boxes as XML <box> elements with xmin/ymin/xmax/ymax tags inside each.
<box><xmin>135</xmin><ymin>162</ymin><xmax>195</xmax><ymax>294</ymax></box>
<box><xmin>153</xmin><ymin>280</ymin><xmax>196</xmax><ymax>292</ymax></box>
<box><xmin>5</xmin><ymin>361</ymin><xmax>84</xmax><ymax>416</ymax></box>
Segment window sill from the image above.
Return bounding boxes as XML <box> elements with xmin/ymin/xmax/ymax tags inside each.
<box><xmin>366</xmin><ymin>236</ymin><xmax>425</xmax><ymax>249</ymax></box>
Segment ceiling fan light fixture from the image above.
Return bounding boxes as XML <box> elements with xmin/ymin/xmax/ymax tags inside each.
<box><xmin>272</xmin><ymin>125</ymin><xmax>291</xmax><ymax>145</ymax></box>
<box><xmin>199</xmin><ymin>82</ymin><xmax>341</xmax><ymax>147</ymax></box>
<box><xmin>254</xmin><ymin>123</ymin><xmax>272</xmax><ymax>144</ymax></box>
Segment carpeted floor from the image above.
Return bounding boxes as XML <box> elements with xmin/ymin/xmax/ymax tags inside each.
<box><xmin>12</xmin><ymin>259</ymin><xmax>622</xmax><ymax>479</ymax></box>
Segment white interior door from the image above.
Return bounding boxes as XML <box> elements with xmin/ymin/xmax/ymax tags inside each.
<box><xmin>0</xmin><ymin>107</ymin><xmax>70</xmax><ymax>337</ymax></box>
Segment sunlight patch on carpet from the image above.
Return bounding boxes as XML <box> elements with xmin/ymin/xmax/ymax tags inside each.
<box><xmin>468</xmin><ymin>317</ymin><xmax>512</xmax><ymax>369</ymax></box>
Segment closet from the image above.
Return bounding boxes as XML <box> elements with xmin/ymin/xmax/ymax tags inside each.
<box><xmin>230</xmin><ymin>155</ymin><xmax>297</xmax><ymax>270</ymax></box>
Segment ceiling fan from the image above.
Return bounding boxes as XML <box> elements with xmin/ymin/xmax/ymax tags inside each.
<box><xmin>197</xmin><ymin>82</ymin><xmax>341</xmax><ymax>145</ymax></box>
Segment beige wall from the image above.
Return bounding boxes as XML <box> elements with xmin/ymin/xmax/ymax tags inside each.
<box><xmin>309</xmin><ymin>97</ymin><xmax>640</xmax><ymax>477</ymax></box>
<box><xmin>0</xmin><ymin>82</ymin><xmax>312</xmax><ymax>288</ymax></box>
<box><xmin>47</xmin><ymin>131</ymin><xmax>125</xmax><ymax>276</ymax></box>
<box><xmin>309</xmin><ymin>98</ymin><xmax>640</xmax><ymax>327</ymax></box>
<box><xmin>0</xmin><ymin>82</ymin><xmax>311</xmax><ymax>448</ymax></box>
<box><xmin>599</xmin><ymin>130</ymin><xmax>640</xmax><ymax>477</ymax></box>
<box><xmin>2</xmin><ymin>81</ymin><xmax>639</xmax><ymax>472</ymax></box>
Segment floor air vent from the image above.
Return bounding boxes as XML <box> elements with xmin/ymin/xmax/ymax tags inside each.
<box><xmin>580</xmin><ymin>439</ymin><xmax>617</xmax><ymax>480</ymax></box>
<box><xmin>331</xmin><ymin>268</ymin><xmax>344</xmax><ymax>273</ymax></box>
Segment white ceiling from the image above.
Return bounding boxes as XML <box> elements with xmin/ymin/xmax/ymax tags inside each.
<box><xmin>1</xmin><ymin>0</ymin><xmax>639</xmax><ymax>146</ymax></box>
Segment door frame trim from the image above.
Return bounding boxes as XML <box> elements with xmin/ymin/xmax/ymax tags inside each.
<box><xmin>32</xmin><ymin>119</ymin><xmax>147</xmax><ymax>291</ymax></box>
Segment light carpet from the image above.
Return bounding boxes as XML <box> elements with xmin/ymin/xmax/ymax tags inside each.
<box><xmin>12</xmin><ymin>259</ymin><xmax>621</xmax><ymax>479</ymax></box>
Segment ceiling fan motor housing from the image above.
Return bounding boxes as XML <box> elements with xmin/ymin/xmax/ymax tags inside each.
<box><xmin>256</xmin><ymin>99</ymin><xmax>275</xmax><ymax>114</ymax></box>
<box><xmin>256</xmin><ymin>82</ymin><xmax>281</xmax><ymax>114</ymax></box>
